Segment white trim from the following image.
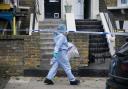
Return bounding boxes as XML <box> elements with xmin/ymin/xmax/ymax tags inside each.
<box><xmin>100</xmin><ymin>13</ymin><xmax>115</xmax><ymax>56</ymax></box>
<box><xmin>90</xmin><ymin>0</ymin><xmax>99</xmax><ymax>19</ymax></box>
<box><xmin>29</xmin><ymin>14</ymin><xmax>34</xmax><ymax>35</ymax></box>
<box><xmin>38</xmin><ymin>0</ymin><xmax>44</xmax><ymax>21</ymax></box>
<box><xmin>66</xmin><ymin>13</ymin><xmax>76</xmax><ymax>32</ymax></box>
<box><xmin>107</xmin><ymin>6</ymin><xmax>128</xmax><ymax>9</ymax></box>
<box><xmin>61</xmin><ymin>0</ymin><xmax>64</xmax><ymax>19</ymax></box>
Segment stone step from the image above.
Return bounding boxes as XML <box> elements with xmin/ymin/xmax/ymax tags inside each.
<box><xmin>89</xmin><ymin>37</ymin><xmax>106</xmax><ymax>40</ymax></box>
<box><xmin>40</xmin><ymin>42</ymin><xmax>54</xmax><ymax>45</ymax></box>
<box><xmin>89</xmin><ymin>35</ymin><xmax>106</xmax><ymax>39</ymax></box>
<box><xmin>40</xmin><ymin>44</ymin><xmax>54</xmax><ymax>48</ymax></box>
<box><xmin>39</xmin><ymin>23</ymin><xmax>59</xmax><ymax>26</ymax></box>
<box><xmin>39</xmin><ymin>19</ymin><xmax>64</xmax><ymax>29</ymax></box>
<box><xmin>75</xmin><ymin>19</ymin><xmax>110</xmax><ymax>61</ymax></box>
<box><xmin>76</xmin><ymin>45</ymin><xmax>88</xmax><ymax>49</ymax></box>
<box><xmin>40</xmin><ymin>47</ymin><xmax>54</xmax><ymax>50</ymax></box>
<box><xmin>74</xmin><ymin>43</ymin><xmax>88</xmax><ymax>46</ymax></box>
<box><xmin>76</xmin><ymin>29</ymin><xmax>104</xmax><ymax>32</ymax></box>
<box><xmin>76</xmin><ymin>19</ymin><xmax>98</xmax><ymax>21</ymax></box>
<box><xmin>39</xmin><ymin>29</ymin><xmax>57</xmax><ymax>32</ymax></box>
<box><xmin>41</xmin><ymin>55</ymin><xmax>53</xmax><ymax>59</ymax></box>
<box><xmin>40</xmin><ymin>19</ymin><xmax>64</xmax><ymax>24</ymax></box>
<box><xmin>40</xmin><ymin>39</ymin><xmax>54</xmax><ymax>42</ymax></box>
<box><xmin>93</xmin><ymin>54</ymin><xmax>111</xmax><ymax>58</ymax></box>
<box><xmin>40</xmin><ymin>36</ymin><xmax>53</xmax><ymax>39</ymax></box>
<box><xmin>76</xmin><ymin>25</ymin><xmax>103</xmax><ymax>29</ymax></box>
<box><xmin>89</xmin><ymin>49</ymin><xmax>109</xmax><ymax>53</ymax></box>
<box><xmin>39</xmin><ymin>24</ymin><xmax>58</xmax><ymax>29</ymax></box>
<box><xmin>89</xmin><ymin>40</ymin><xmax>107</xmax><ymax>43</ymax></box>
<box><xmin>41</xmin><ymin>51</ymin><xmax>53</xmax><ymax>54</ymax></box>
<box><xmin>40</xmin><ymin>45</ymin><xmax>54</xmax><ymax>49</ymax></box>
<box><xmin>40</xmin><ymin>32</ymin><xmax>53</xmax><ymax>35</ymax></box>
<box><xmin>76</xmin><ymin>20</ymin><xmax>101</xmax><ymax>25</ymax></box>
<box><xmin>90</xmin><ymin>44</ymin><xmax>108</xmax><ymax>48</ymax></box>
<box><xmin>41</xmin><ymin>52</ymin><xmax>53</xmax><ymax>55</ymax></box>
<box><xmin>89</xmin><ymin>37</ymin><xmax>107</xmax><ymax>40</ymax></box>
<box><xmin>70</xmin><ymin>38</ymin><xmax>88</xmax><ymax>42</ymax></box>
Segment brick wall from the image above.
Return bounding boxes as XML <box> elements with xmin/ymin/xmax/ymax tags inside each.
<box><xmin>68</xmin><ymin>33</ymin><xmax>89</xmax><ymax>69</ymax></box>
<box><xmin>100</xmin><ymin>0</ymin><xmax>128</xmax><ymax>20</ymax></box>
<box><xmin>109</xmin><ymin>10</ymin><xmax>128</xmax><ymax>20</ymax></box>
<box><xmin>19</xmin><ymin>0</ymin><xmax>33</xmax><ymax>7</ymax></box>
<box><xmin>99</xmin><ymin>0</ymin><xmax>108</xmax><ymax>12</ymax></box>
<box><xmin>104</xmin><ymin>0</ymin><xmax>117</xmax><ymax>7</ymax></box>
<box><xmin>0</xmin><ymin>33</ymin><xmax>41</xmax><ymax>76</ymax></box>
<box><xmin>115</xmin><ymin>35</ymin><xmax>127</xmax><ymax>50</ymax></box>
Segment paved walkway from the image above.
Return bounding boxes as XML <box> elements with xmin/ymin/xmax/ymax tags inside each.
<box><xmin>4</xmin><ymin>77</ymin><xmax>107</xmax><ymax>89</ymax></box>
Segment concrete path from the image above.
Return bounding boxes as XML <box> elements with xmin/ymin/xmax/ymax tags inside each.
<box><xmin>4</xmin><ymin>77</ymin><xmax>107</xmax><ymax>89</ymax></box>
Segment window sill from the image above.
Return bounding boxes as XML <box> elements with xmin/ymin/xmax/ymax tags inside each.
<box><xmin>107</xmin><ymin>6</ymin><xmax>128</xmax><ymax>10</ymax></box>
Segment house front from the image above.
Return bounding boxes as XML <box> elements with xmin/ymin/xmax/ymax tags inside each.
<box><xmin>38</xmin><ymin>0</ymin><xmax>99</xmax><ymax>21</ymax></box>
<box><xmin>105</xmin><ymin>0</ymin><xmax>128</xmax><ymax>31</ymax></box>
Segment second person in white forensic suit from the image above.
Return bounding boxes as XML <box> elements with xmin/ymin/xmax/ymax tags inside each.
<box><xmin>44</xmin><ymin>24</ymin><xmax>80</xmax><ymax>85</ymax></box>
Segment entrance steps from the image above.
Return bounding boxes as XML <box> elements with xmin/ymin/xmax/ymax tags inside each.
<box><xmin>39</xmin><ymin>19</ymin><xmax>64</xmax><ymax>29</ymax></box>
<box><xmin>38</xmin><ymin>19</ymin><xmax>64</xmax><ymax>70</ymax></box>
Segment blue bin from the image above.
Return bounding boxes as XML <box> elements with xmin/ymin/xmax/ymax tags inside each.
<box><xmin>0</xmin><ymin>12</ymin><xmax>13</xmax><ymax>21</ymax></box>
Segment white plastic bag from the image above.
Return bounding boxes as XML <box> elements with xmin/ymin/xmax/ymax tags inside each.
<box><xmin>50</xmin><ymin>57</ymin><xmax>56</xmax><ymax>65</ymax></box>
<box><xmin>67</xmin><ymin>42</ymin><xmax>80</xmax><ymax>59</ymax></box>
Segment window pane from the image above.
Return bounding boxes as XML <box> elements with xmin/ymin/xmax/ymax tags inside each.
<box><xmin>121</xmin><ymin>0</ymin><xmax>127</xmax><ymax>4</ymax></box>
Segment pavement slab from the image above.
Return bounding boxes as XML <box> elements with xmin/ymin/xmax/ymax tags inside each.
<box><xmin>3</xmin><ymin>77</ymin><xmax>107</xmax><ymax>89</ymax></box>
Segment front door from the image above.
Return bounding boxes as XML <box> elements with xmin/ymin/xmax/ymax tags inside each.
<box><xmin>84</xmin><ymin>0</ymin><xmax>91</xmax><ymax>19</ymax></box>
<box><xmin>45</xmin><ymin>0</ymin><xmax>61</xmax><ymax>19</ymax></box>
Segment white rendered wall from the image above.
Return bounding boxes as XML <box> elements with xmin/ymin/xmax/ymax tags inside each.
<box><xmin>38</xmin><ymin>0</ymin><xmax>44</xmax><ymax>21</ymax></box>
<box><xmin>91</xmin><ymin>0</ymin><xmax>99</xmax><ymax>19</ymax></box>
<box><xmin>39</xmin><ymin>0</ymin><xmax>100</xmax><ymax>20</ymax></box>
<box><xmin>74</xmin><ymin>0</ymin><xmax>84</xmax><ymax>19</ymax></box>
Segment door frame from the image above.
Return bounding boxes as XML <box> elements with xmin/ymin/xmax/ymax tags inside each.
<box><xmin>44</xmin><ymin>0</ymin><xmax>61</xmax><ymax>19</ymax></box>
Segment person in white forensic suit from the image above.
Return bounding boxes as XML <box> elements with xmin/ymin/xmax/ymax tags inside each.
<box><xmin>44</xmin><ymin>24</ymin><xmax>80</xmax><ymax>85</ymax></box>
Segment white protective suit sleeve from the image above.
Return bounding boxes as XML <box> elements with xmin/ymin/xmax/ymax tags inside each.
<box><xmin>54</xmin><ymin>34</ymin><xmax>65</xmax><ymax>53</ymax></box>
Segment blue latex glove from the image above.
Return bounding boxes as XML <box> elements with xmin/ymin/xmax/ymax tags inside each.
<box><xmin>53</xmin><ymin>52</ymin><xmax>58</xmax><ymax>58</ymax></box>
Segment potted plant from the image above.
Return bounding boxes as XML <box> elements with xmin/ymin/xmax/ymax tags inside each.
<box><xmin>64</xmin><ymin>0</ymin><xmax>72</xmax><ymax>13</ymax></box>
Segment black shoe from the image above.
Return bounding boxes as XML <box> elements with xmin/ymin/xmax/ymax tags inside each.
<box><xmin>44</xmin><ymin>78</ymin><xmax>54</xmax><ymax>85</ymax></box>
<box><xmin>70</xmin><ymin>79</ymin><xmax>80</xmax><ymax>85</ymax></box>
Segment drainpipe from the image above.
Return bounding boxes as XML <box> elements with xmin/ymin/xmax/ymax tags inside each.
<box><xmin>13</xmin><ymin>5</ymin><xmax>16</xmax><ymax>35</ymax></box>
<box><xmin>11</xmin><ymin>0</ymin><xmax>17</xmax><ymax>35</ymax></box>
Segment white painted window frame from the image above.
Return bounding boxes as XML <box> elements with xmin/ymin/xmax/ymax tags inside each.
<box><xmin>118</xmin><ymin>0</ymin><xmax>128</xmax><ymax>7</ymax></box>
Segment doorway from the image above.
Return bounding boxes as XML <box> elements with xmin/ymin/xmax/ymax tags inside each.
<box><xmin>44</xmin><ymin>0</ymin><xmax>61</xmax><ymax>19</ymax></box>
<box><xmin>84</xmin><ymin>0</ymin><xmax>91</xmax><ymax>19</ymax></box>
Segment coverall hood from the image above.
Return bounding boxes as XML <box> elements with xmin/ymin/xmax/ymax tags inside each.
<box><xmin>57</xmin><ymin>24</ymin><xmax>67</xmax><ymax>33</ymax></box>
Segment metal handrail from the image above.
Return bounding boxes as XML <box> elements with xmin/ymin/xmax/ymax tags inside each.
<box><xmin>100</xmin><ymin>12</ymin><xmax>116</xmax><ymax>56</ymax></box>
<box><xmin>103</xmin><ymin>13</ymin><xmax>112</xmax><ymax>33</ymax></box>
